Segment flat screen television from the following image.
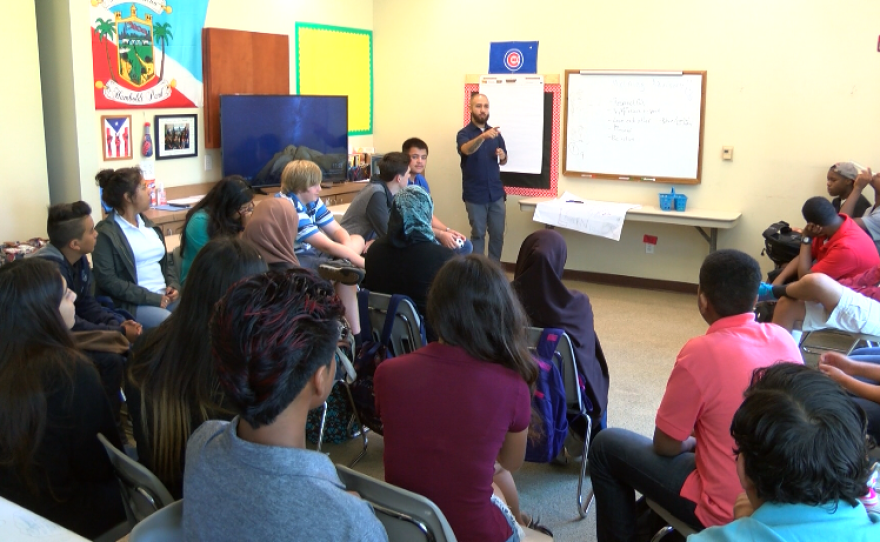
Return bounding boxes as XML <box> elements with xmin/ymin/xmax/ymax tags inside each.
<box><xmin>219</xmin><ymin>95</ymin><xmax>348</xmax><ymax>188</ymax></box>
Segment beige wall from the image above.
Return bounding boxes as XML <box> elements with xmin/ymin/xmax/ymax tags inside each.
<box><xmin>373</xmin><ymin>0</ymin><xmax>880</xmax><ymax>282</ymax></box>
<box><xmin>2</xmin><ymin>2</ymin><xmax>50</xmax><ymax>240</ymax></box>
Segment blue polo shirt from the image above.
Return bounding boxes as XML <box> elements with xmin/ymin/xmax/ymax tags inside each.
<box><xmin>690</xmin><ymin>501</ymin><xmax>880</xmax><ymax>542</ymax></box>
<box><xmin>456</xmin><ymin>122</ymin><xmax>507</xmax><ymax>204</ymax></box>
<box><xmin>409</xmin><ymin>174</ymin><xmax>431</xmax><ymax>194</ymax></box>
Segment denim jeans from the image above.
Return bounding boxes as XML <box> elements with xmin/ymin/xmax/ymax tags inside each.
<box><xmin>465</xmin><ymin>198</ymin><xmax>506</xmax><ymax>261</ymax></box>
<box><xmin>588</xmin><ymin>427</ymin><xmax>703</xmax><ymax>542</ymax></box>
<box><xmin>136</xmin><ymin>299</ymin><xmax>177</xmax><ymax>329</ymax></box>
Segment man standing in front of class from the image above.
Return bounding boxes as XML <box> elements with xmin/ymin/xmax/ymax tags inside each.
<box><xmin>457</xmin><ymin>93</ymin><xmax>508</xmax><ymax>261</ymax></box>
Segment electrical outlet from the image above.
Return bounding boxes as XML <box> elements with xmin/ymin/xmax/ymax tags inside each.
<box><xmin>205</xmin><ymin>155</ymin><xmax>213</xmax><ymax>171</ymax></box>
<box><xmin>646</xmin><ymin>243</ymin><xmax>654</xmax><ymax>254</ymax></box>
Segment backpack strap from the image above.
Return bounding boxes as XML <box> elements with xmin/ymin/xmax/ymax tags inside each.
<box><xmin>536</xmin><ymin>328</ymin><xmax>565</xmax><ymax>364</ymax></box>
<box><xmin>379</xmin><ymin>294</ymin><xmax>407</xmax><ymax>347</ymax></box>
<box><xmin>357</xmin><ymin>288</ymin><xmax>373</xmax><ymax>340</ymax></box>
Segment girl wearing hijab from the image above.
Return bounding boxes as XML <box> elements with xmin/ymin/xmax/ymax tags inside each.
<box><xmin>364</xmin><ymin>185</ymin><xmax>455</xmax><ymax>320</ymax></box>
<box><xmin>512</xmin><ymin>229</ymin><xmax>610</xmax><ymax>439</ymax></box>
<box><xmin>242</xmin><ymin>197</ymin><xmax>300</xmax><ymax>271</ymax></box>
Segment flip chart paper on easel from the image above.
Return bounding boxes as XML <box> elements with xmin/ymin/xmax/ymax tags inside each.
<box><xmin>479</xmin><ymin>75</ymin><xmax>544</xmax><ymax>175</ymax></box>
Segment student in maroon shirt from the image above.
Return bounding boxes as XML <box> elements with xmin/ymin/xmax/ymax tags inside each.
<box><xmin>375</xmin><ymin>255</ymin><xmax>541</xmax><ymax>542</ymax></box>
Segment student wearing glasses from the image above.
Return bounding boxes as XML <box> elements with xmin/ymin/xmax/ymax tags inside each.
<box><xmin>179</xmin><ymin>175</ymin><xmax>256</xmax><ymax>285</ymax></box>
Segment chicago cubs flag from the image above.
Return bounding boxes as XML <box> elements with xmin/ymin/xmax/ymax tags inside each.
<box><xmin>90</xmin><ymin>0</ymin><xmax>210</xmax><ymax>109</ymax></box>
<box><xmin>489</xmin><ymin>41</ymin><xmax>539</xmax><ymax>74</ymax></box>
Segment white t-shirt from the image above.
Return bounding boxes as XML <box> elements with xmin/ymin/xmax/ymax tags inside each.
<box><xmin>114</xmin><ymin>214</ymin><xmax>167</xmax><ymax>294</ymax></box>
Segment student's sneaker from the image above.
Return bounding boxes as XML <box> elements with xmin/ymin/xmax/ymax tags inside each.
<box><xmin>757</xmin><ymin>282</ymin><xmax>776</xmax><ymax>302</ymax></box>
<box><xmin>318</xmin><ymin>261</ymin><xmax>365</xmax><ymax>286</ymax></box>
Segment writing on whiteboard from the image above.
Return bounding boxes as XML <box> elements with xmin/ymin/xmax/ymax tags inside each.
<box><xmin>565</xmin><ymin>72</ymin><xmax>704</xmax><ymax>179</ymax></box>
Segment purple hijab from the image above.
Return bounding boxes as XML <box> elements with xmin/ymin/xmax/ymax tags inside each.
<box><xmin>512</xmin><ymin>230</ymin><xmax>609</xmax><ymax>418</ymax></box>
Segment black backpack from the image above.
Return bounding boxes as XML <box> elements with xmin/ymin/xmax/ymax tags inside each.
<box><xmin>761</xmin><ymin>221</ymin><xmax>802</xmax><ymax>267</ymax></box>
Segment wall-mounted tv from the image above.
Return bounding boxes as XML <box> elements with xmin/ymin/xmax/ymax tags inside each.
<box><xmin>220</xmin><ymin>95</ymin><xmax>348</xmax><ymax>187</ymax></box>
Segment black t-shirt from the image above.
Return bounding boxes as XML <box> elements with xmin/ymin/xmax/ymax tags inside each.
<box><xmin>363</xmin><ymin>239</ymin><xmax>455</xmax><ymax>324</ymax></box>
<box><xmin>0</xmin><ymin>359</ymin><xmax>125</xmax><ymax>538</ymax></box>
<box><xmin>833</xmin><ymin>194</ymin><xmax>872</xmax><ymax>218</ymax></box>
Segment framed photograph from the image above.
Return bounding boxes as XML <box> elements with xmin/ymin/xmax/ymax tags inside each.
<box><xmin>155</xmin><ymin>114</ymin><xmax>198</xmax><ymax>160</ymax></box>
<box><xmin>100</xmin><ymin>115</ymin><xmax>133</xmax><ymax>161</ymax></box>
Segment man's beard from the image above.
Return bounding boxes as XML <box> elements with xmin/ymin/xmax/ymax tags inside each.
<box><xmin>471</xmin><ymin>112</ymin><xmax>489</xmax><ymax>124</ymax></box>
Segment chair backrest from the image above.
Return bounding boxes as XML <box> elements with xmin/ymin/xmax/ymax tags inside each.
<box><xmin>129</xmin><ymin>500</ymin><xmax>184</xmax><ymax>542</ymax></box>
<box><xmin>335</xmin><ymin>465</ymin><xmax>457</xmax><ymax>542</ymax></box>
<box><xmin>526</xmin><ymin>327</ymin><xmax>584</xmax><ymax>415</ymax></box>
<box><xmin>97</xmin><ymin>433</ymin><xmax>175</xmax><ymax>526</ymax></box>
<box><xmin>798</xmin><ymin>328</ymin><xmax>880</xmax><ymax>368</ymax></box>
<box><xmin>363</xmin><ymin>291</ymin><xmax>425</xmax><ymax>357</ymax></box>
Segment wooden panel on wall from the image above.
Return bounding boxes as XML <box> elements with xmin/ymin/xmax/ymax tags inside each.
<box><xmin>202</xmin><ymin>28</ymin><xmax>290</xmax><ymax>149</ymax></box>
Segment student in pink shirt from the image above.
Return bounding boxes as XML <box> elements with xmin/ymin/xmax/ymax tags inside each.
<box><xmin>588</xmin><ymin>250</ymin><xmax>803</xmax><ymax>542</ymax></box>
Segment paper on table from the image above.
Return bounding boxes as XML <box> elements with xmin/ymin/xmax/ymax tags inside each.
<box><xmin>167</xmin><ymin>195</ymin><xmax>205</xmax><ymax>206</ymax></box>
<box><xmin>533</xmin><ymin>192</ymin><xmax>641</xmax><ymax>241</ymax></box>
<box><xmin>479</xmin><ymin>75</ymin><xmax>544</xmax><ymax>175</ymax></box>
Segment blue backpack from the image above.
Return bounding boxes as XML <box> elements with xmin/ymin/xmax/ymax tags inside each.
<box><xmin>525</xmin><ymin>328</ymin><xmax>570</xmax><ymax>463</ymax></box>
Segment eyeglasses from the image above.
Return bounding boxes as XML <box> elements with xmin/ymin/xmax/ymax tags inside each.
<box><xmin>238</xmin><ymin>203</ymin><xmax>255</xmax><ymax>215</ymax></box>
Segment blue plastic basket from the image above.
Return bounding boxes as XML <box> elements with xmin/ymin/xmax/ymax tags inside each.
<box><xmin>673</xmin><ymin>194</ymin><xmax>688</xmax><ymax>212</ymax></box>
<box><xmin>659</xmin><ymin>192</ymin><xmax>674</xmax><ymax>211</ymax></box>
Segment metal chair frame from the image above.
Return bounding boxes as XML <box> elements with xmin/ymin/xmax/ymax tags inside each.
<box><xmin>97</xmin><ymin>433</ymin><xmax>175</xmax><ymax>528</ymax></box>
<box><xmin>335</xmin><ymin>465</ymin><xmax>457</xmax><ymax>542</ymax></box>
<box><xmin>526</xmin><ymin>327</ymin><xmax>594</xmax><ymax>519</ymax></box>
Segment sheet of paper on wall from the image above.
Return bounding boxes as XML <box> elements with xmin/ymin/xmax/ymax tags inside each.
<box><xmin>533</xmin><ymin>192</ymin><xmax>642</xmax><ymax>241</ymax></box>
<box><xmin>139</xmin><ymin>160</ymin><xmax>155</xmax><ymax>181</ymax></box>
<box><xmin>479</xmin><ymin>75</ymin><xmax>544</xmax><ymax>175</ymax></box>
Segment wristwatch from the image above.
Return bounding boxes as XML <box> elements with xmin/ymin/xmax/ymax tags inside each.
<box><xmin>801</xmin><ymin>236</ymin><xmax>812</xmax><ymax>245</ymax></box>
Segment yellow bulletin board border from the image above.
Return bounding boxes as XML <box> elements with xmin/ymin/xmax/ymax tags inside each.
<box><xmin>295</xmin><ymin>23</ymin><xmax>373</xmax><ymax>136</ymax></box>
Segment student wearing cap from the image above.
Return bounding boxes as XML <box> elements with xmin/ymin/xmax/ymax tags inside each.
<box><xmin>828</xmin><ymin>162</ymin><xmax>872</xmax><ymax>218</ymax></box>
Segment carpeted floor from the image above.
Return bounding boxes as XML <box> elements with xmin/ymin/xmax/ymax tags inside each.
<box><xmin>318</xmin><ymin>281</ymin><xmax>707</xmax><ymax>542</ymax></box>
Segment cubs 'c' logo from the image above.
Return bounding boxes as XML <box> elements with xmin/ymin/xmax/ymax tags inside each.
<box><xmin>504</xmin><ymin>49</ymin><xmax>523</xmax><ymax>72</ymax></box>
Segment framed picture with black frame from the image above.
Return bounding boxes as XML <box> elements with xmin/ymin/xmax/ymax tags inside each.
<box><xmin>155</xmin><ymin>114</ymin><xmax>198</xmax><ymax>160</ymax></box>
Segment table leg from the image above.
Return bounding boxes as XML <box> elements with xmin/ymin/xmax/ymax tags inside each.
<box><xmin>694</xmin><ymin>227</ymin><xmax>718</xmax><ymax>253</ymax></box>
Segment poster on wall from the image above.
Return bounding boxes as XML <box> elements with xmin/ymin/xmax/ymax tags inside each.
<box><xmin>90</xmin><ymin>0</ymin><xmax>210</xmax><ymax>109</ymax></box>
<box><xmin>100</xmin><ymin>115</ymin><xmax>133</xmax><ymax>160</ymax></box>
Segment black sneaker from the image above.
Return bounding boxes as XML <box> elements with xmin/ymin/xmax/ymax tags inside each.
<box><xmin>318</xmin><ymin>262</ymin><xmax>365</xmax><ymax>286</ymax></box>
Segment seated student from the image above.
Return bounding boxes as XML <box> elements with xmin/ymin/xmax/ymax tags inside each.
<box><xmin>842</xmin><ymin>166</ymin><xmax>880</xmax><ymax>252</ymax></box>
<box><xmin>363</xmin><ymin>185</ymin><xmax>455</xmax><ymax>322</ymax></box>
<box><xmin>93</xmin><ymin>167</ymin><xmax>180</xmax><ymax>328</ymax></box>
<box><xmin>818</xmin><ymin>351</ymin><xmax>880</xmax><ymax>443</ymax></box>
<box><xmin>828</xmin><ymin>161</ymin><xmax>872</xmax><ymax>217</ymax></box>
<box><xmin>242</xmin><ymin>197</ymin><xmax>300</xmax><ymax>271</ymax></box>
<box><xmin>689</xmin><ymin>362</ymin><xmax>880</xmax><ymax>541</ymax></box>
<box><xmin>184</xmin><ymin>269</ymin><xmax>388</xmax><ymax>542</ymax></box>
<box><xmin>277</xmin><ymin>159</ymin><xmax>364</xmax><ymax>341</ymax></box>
<box><xmin>179</xmin><ymin>175</ymin><xmax>255</xmax><ymax>284</ymax></box>
<box><xmin>512</xmin><ymin>229</ymin><xmax>610</xmax><ymax>438</ymax></box>
<box><xmin>126</xmin><ymin>237</ymin><xmax>267</xmax><ymax>497</ymax></box>
<box><xmin>767</xmin><ymin>196</ymin><xmax>879</xmax><ymax>287</ymax></box>
<box><xmin>375</xmin><ymin>255</ymin><xmax>547</xmax><ymax>542</ymax></box>
<box><xmin>340</xmin><ymin>152</ymin><xmax>410</xmax><ymax>245</ymax></box>
<box><xmin>0</xmin><ymin>259</ymin><xmax>125</xmax><ymax>539</ymax></box>
<box><xmin>768</xmin><ymin>267</ymin><xmax>880</xmax><ymax>336</ymax></box>
<box><xmin>32</xmin><ymin>201</ymin><xmax>142</xmax><ymax>423</ymax></box>
<box><xmin>588</xmin><ymin>250</ymin><xmax>802</xmax><ymax>542</ymax></box>
<box><xmin>402</xmin><ymin>137</ymin><xmax>472</xmax><ymax>254</ymax></box>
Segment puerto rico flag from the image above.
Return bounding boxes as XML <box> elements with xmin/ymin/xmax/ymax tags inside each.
<box><xmin>489</xmin><ymin>41</ymin><xmax>539</xmax><ymax>74</ymax></box>
<box><xmin>90</xmin><ymin>0</ymin><xmax>210</xmax><ymax>109</ymax></box>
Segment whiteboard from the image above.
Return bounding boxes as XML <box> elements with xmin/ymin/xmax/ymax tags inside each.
<box><xmin>563</xmin><ymin>71</ymin><xmax>706</xmax><ymax>183</ymax></box>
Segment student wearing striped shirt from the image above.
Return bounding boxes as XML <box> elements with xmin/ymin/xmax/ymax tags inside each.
<box><xmin>276</xmin><ymin>160</ymin><xmax>365</xmax><ymax>342</ymax></box>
